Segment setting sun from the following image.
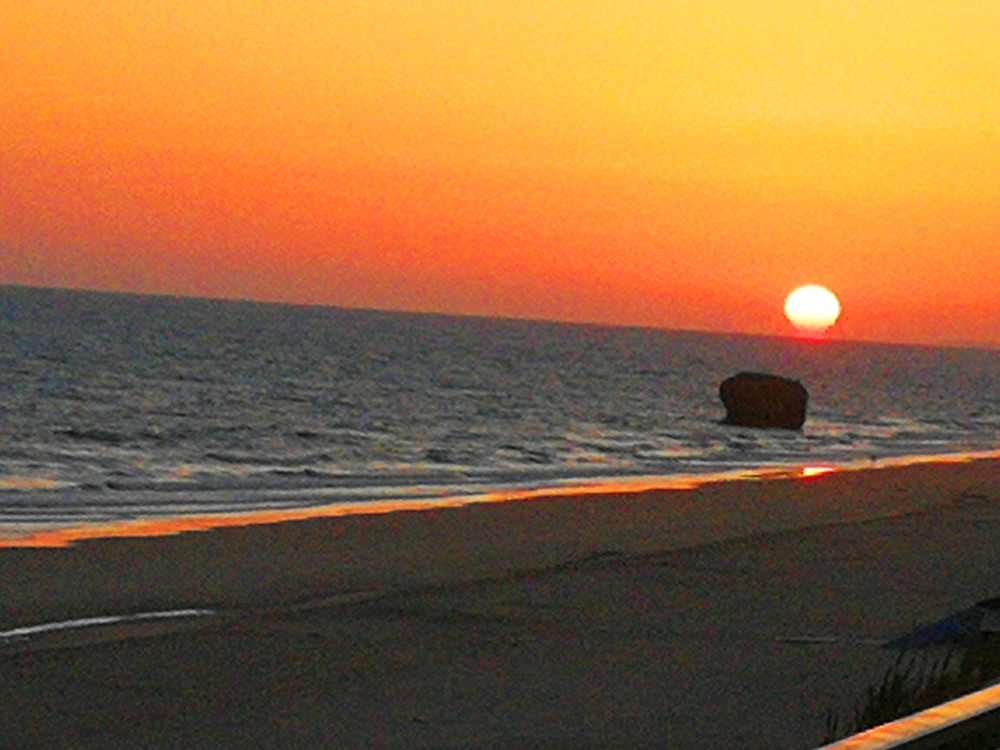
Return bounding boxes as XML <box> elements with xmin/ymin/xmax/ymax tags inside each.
<box><xmin>3</xmin><ymin>1</ymin><xmax>1000</xmax><ymax>346</ymax></box>
<box><xmin>784</xmin><ymin>285</ymin><xmax>842</xmax><ymax>337</ymax></box>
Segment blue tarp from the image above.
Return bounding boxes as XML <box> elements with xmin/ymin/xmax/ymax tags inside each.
<box><xmin>884</xmin><ymin>598</ymin><xmax>1000</xmax><ymax>649</ymax></box>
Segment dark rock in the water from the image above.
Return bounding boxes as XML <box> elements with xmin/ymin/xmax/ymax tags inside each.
<box><xmin>719</xmin><ymin>372</ymin><xmax>808</xmax><ymax>430</ymax></box>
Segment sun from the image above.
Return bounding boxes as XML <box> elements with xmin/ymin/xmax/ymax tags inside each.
<box><xmin>784</xmin><ymin>285</ymin><xmax>841</xmax><ymax>337</ymax></box>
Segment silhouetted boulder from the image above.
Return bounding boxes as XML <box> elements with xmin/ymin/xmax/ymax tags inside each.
<box><xmin>719</xmin><ymin>372</ymin><xmax>808</xmax><ymax>430</ymax></box>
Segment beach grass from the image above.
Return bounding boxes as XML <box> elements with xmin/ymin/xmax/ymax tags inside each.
<box><xmin>822</xmin><ymin>639</ymin><xmax>1000</xmax><ymax>748</ymax></box>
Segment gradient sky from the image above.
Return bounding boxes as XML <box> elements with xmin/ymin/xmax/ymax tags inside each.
<box><xmin>3</xmin><ymin>1</ymin><xmax>999</xmax><ymax>346</ymax></box>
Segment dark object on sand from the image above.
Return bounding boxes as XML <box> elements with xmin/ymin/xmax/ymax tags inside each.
<box><xmin>719</xmin><ymin>372</ymin><xmax>808</xmax><ymax>430</ymax></box>
<box><xmin>884</xmin><ymin>597</ymin><xmax>1000</xmax><ymax>649</ymax></box>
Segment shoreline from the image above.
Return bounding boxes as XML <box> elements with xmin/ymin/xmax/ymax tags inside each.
<box><xmin>3</xmin><ymin>448</ymin><xmax>999</xmax><ymax>550</ymax></box>
<box><xmin>2</xmin><ymin>453</ymin><xmax>999</xmax><ymax>634</ymax></box>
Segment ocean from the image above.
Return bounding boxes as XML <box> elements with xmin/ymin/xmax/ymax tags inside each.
<box><xmin>1</xmin><ymin>284</ymin><xmax>998</xmax><ymax>536</ymax></box>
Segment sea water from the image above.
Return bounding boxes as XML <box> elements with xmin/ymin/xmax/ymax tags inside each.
<box><xmin>1</xmin><ymin>284</ymin><xmax>998</xmax><ymax>534</ymax></box>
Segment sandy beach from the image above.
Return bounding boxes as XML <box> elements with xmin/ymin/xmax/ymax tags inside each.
<box><xmin>2</xmin><ymin>457</ymin><xmax>1000</xmax><ymax>748</ymax></box>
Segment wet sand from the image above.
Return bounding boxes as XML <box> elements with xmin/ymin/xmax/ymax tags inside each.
<box><xmin>2</xmin><ymin>458</ymin><xmax>1000</xmax><ymax>748</ymax></box>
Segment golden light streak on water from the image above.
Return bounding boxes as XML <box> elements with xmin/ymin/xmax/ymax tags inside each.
<box><xmin>3</xmin><ymin>451</ymin><xmax>996</xmax><ymax>549</ymax></box>
<box><xmin>801</xmin><ymin>466</ymin><xmax>835</xmax><ymax>478</ymax></box>
<box><xmin>0</xmin><ymin>469</ymin><xmax>776</xmax><ymax>548</ymax></box>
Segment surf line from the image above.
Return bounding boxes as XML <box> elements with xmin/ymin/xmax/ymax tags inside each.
<box><xmin>0</xmin><ymin>608</ymin><xmax>216</xmax><ymax>641</ymax></box>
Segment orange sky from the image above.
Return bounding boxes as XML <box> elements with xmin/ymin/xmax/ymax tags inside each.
<box><xmin>2</xmin><ymin>1</ymin><xmax>999</xmax><ymax>346</ymax></box>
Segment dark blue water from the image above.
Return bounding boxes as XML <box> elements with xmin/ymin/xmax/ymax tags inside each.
<box><xmin>1</xmin><ymin>284</ymin><xmax>998</xmax><ymax>532</ymax></box>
